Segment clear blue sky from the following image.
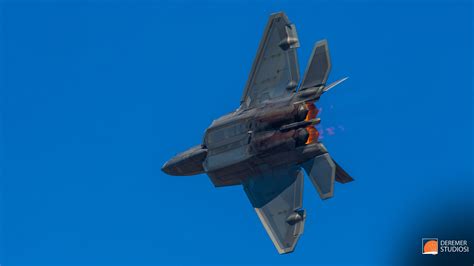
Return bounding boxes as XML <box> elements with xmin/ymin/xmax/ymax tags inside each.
<box><xmin>1</xmin><ymin>0</ymin><xmax>472</xmax><ymax>265</ymax></box>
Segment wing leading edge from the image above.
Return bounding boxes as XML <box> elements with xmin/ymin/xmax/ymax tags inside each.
<box><xmin>240</xmin><ymin>12</ymin><xmax>300</xmax><ymax>109</ymax></box>
<box><xmin>243</xmin><ymin>167</ymin><xmax>305</xmax><ymax>254</ymax></box>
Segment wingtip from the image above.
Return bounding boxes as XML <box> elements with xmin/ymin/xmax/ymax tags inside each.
<box><xmin>278</xmin><ymin>247</ymin><xmax>296</xmax><ymax>255</ymax></box>
<box><xmin>270</xmin><ymin>11</ymin><xmax>286</xmax><ymax>17</ymax></box>
<box><xmin>268</xmin><ymin>11</ymin><xmax>292</xmax><ymax>24</ymax></box>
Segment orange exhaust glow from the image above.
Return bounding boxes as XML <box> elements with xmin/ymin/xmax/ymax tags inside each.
<box><xmin>305</xmin><ymin>102</ymin><xmax>320</xmax><ymax>144</ymax></box>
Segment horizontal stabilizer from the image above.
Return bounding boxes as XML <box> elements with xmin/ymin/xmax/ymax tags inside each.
<box><xmin>323</xmin><ymin>77</ymin><xmax>348</xmax><ymax>93</ymax></box>
<box><xmin>302</xmin><ymin>153</ymin><xmax>335</xmax><ymax>199</ymax></box>
<box><xmin>334</xmin><ymin>161</ymin><xmax>354</xmax><ymax>184</ymax></box>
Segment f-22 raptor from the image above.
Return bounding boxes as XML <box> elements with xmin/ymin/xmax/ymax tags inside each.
<box><xmin>162</xmin><ymin>12</ymin><xmax>354</xmax><ymax>254</ymax></box>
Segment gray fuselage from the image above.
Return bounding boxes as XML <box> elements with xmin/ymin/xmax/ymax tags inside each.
<box><xmin>162</xmin><ymin>86</ymin><xmax>328</xmax><ymax>187</ymax></box>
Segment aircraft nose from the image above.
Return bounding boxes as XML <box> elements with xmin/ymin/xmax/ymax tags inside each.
<box><xmin>161</xmin><ymin>160</ymin><xmax>176</xmax><ymax>175</ymax></box>
<box><xmin>161</xmin><ymin>145</ymin><xmax>207</xmax><ymax>176</ymax></box>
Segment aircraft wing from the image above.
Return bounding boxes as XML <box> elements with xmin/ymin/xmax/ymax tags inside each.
<box><xmin>243</xmin><ymin>167</ymin><xmax>305</xmax><ymax>254</ymax></box>
<box><xmin>240</xmin><ymin>12</ymin><xmax>300</xmax><ymax>109</ymax></box>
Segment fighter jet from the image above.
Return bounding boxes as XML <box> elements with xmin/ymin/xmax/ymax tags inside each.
<box><xmin>162</xmin><ymin>12</ymin><xmax>354</xmax><ymax>254</ymax></box>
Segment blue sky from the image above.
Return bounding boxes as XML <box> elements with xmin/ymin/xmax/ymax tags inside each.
<box><xmin>1</xmin><ymin>0</ymin><xmax>472</xmax><ymax>265</ymax></box>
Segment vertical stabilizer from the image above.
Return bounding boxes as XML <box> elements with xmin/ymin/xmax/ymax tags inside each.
<box><xmin>300</xmin><ymin>40</ymin><xmax>331</xmax><ymax>90</ymax></box>
<box><xmin>302</xmin><ymin>153</ymin><xmax>335</xmax><ymax>199</ymax></box>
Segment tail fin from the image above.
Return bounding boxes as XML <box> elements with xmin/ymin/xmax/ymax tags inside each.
<box><xmin>302</xmin><ymin>153</ymin><xmax>335</xmax><ymax>199</ymax></box>
<box><xmin>300</xmin><ymin>40</ymin><xmax>331</xmax><ymax>90</ymax></box>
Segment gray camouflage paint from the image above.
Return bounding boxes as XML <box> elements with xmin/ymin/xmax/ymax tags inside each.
<box><xmin>162</xmin><ymin>12</ymin><xmax>354</xmax><ymax>254</ymax></box>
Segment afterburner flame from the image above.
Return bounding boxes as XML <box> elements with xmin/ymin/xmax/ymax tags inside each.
<box><xmin>305</xmin><ymin>102</ymin><xmax>319</xmax><ymax>144</ymax></box>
